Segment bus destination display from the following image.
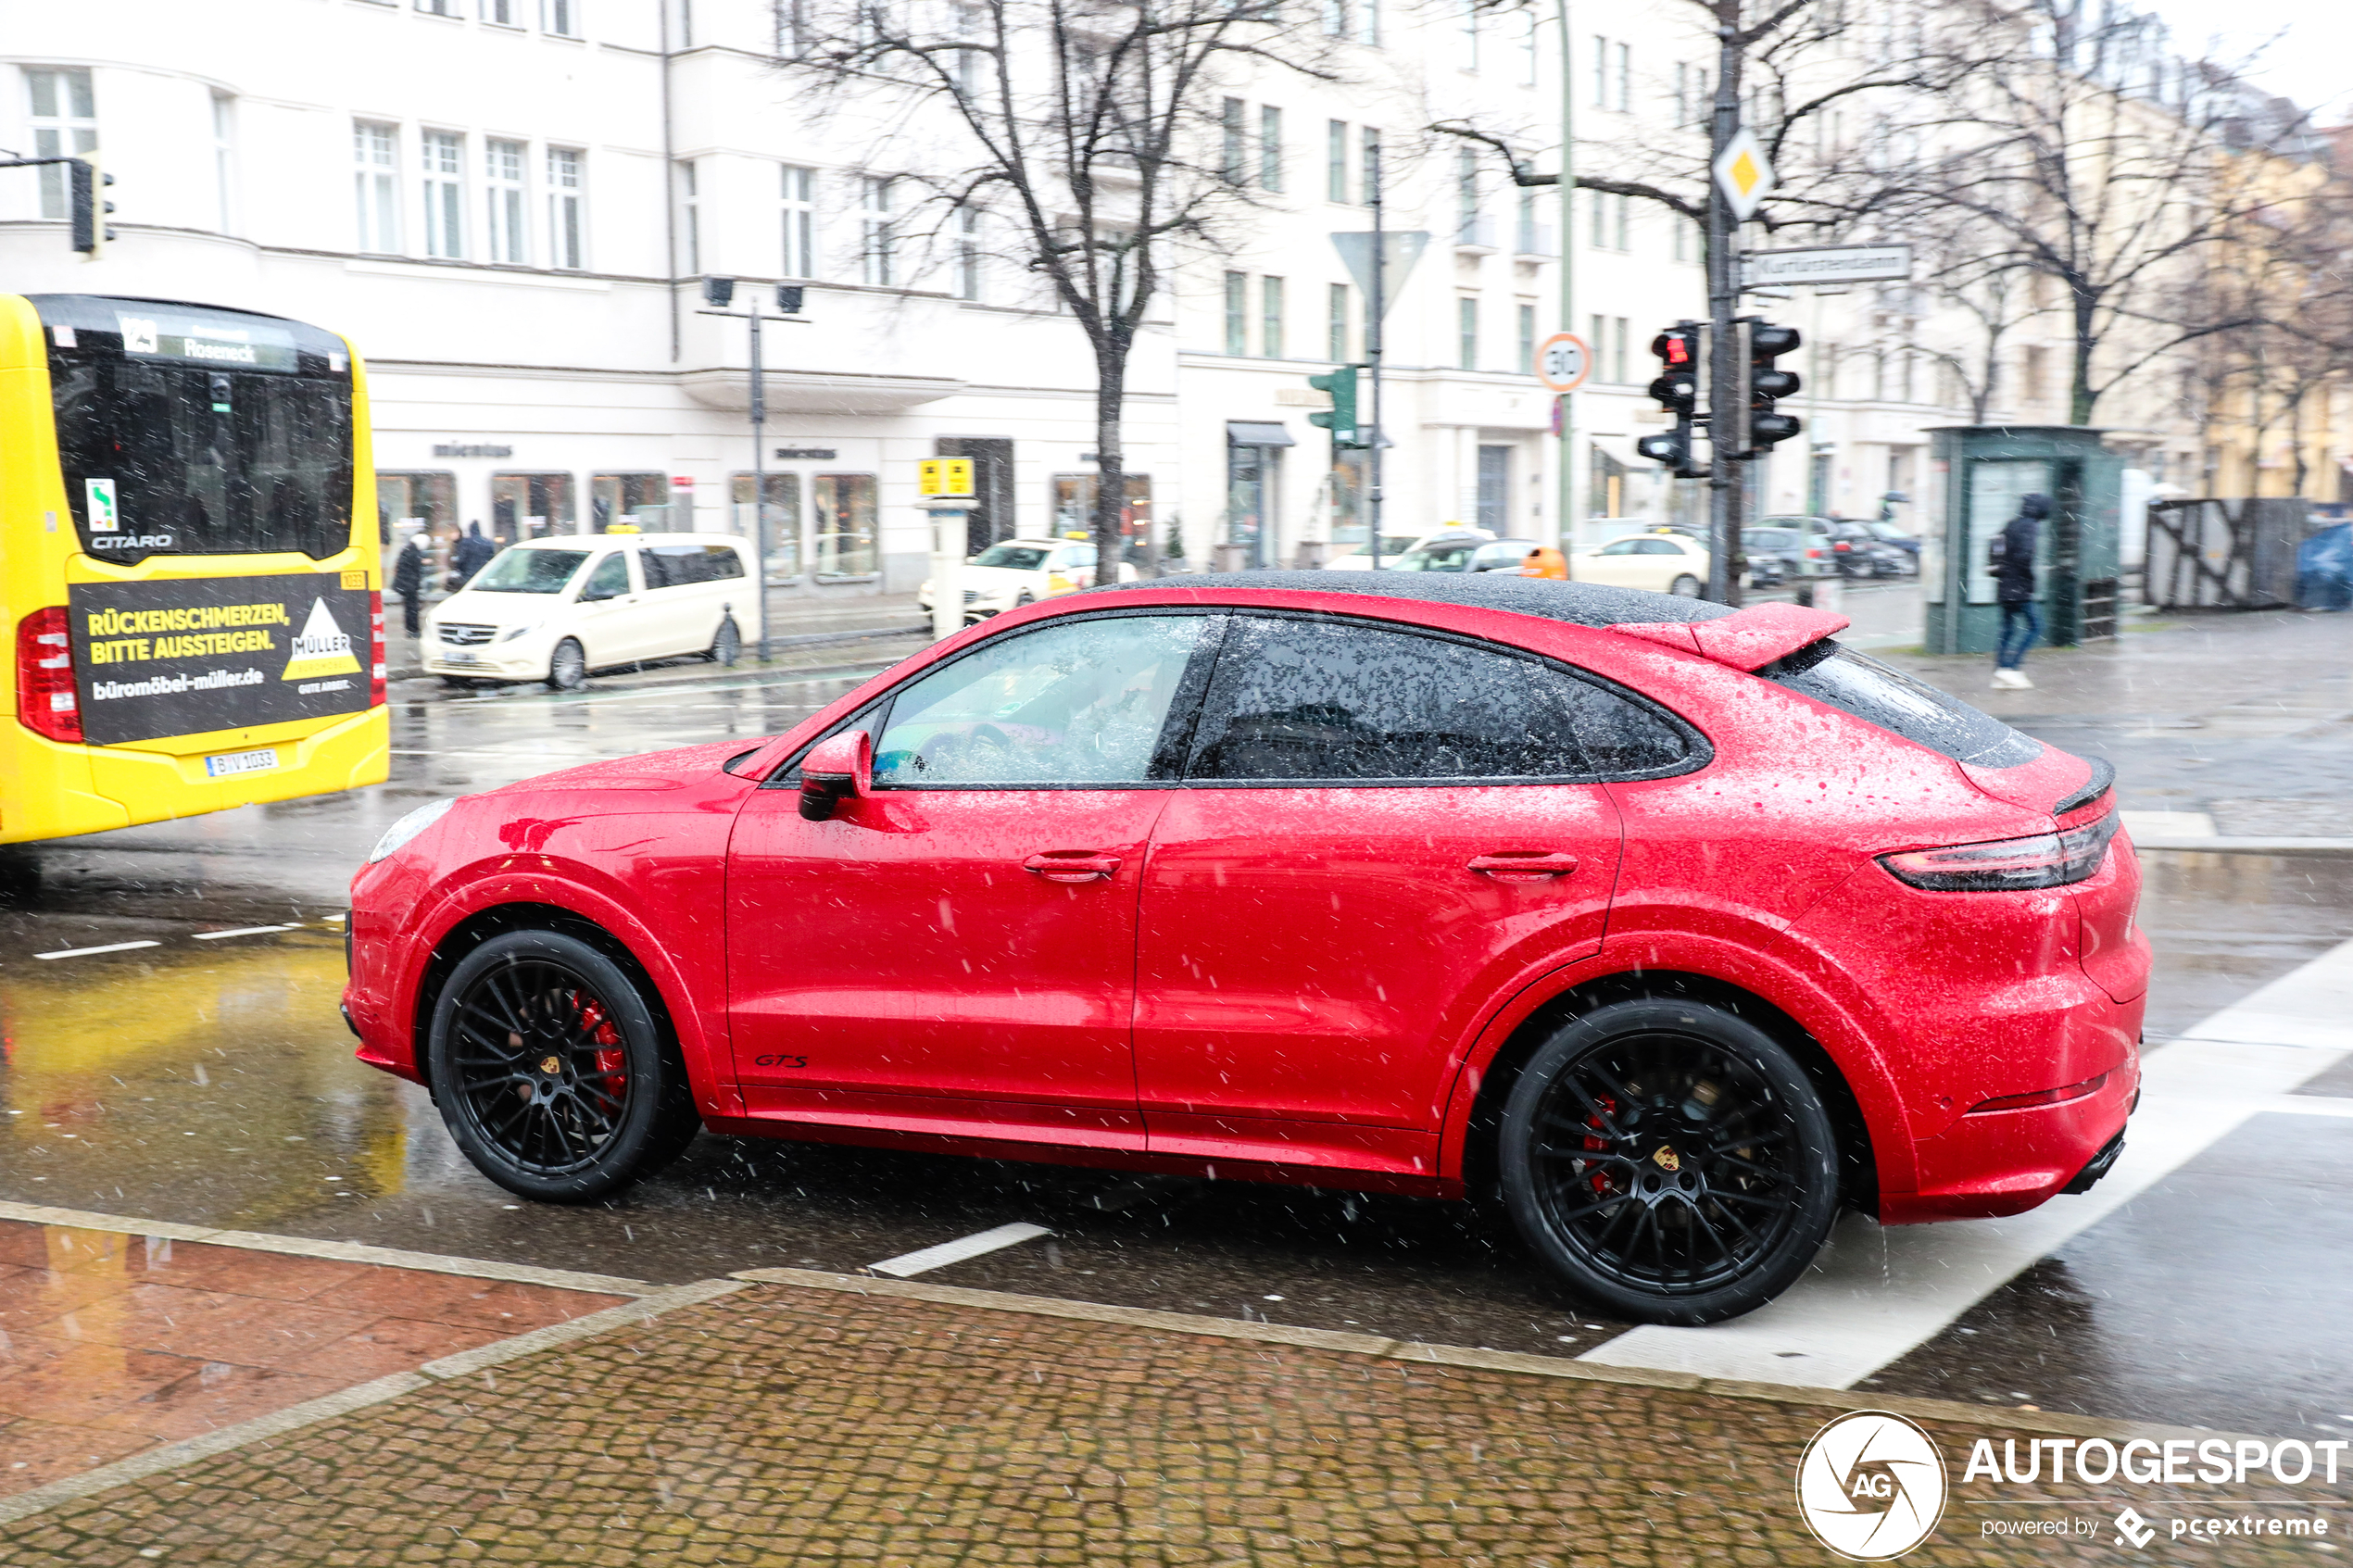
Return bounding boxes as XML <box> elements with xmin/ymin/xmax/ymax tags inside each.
<box><xmin>67</xmin><ymin>576</ymin><xmax>373</xmax><ymax>745</ymax></box>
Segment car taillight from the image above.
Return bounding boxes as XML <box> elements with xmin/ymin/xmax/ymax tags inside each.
<box><xmin>1806</xmin><ymin>547</ymin><xmax>1823</xmax><ymax>558</ymax></box>
<box><xmin>1878</xmin><ymin>812</ymin><xmax>2119</xmax><ymax>892</ymax></box>
<box><xmin>1833</xmin><ymin>541</ymin><xmax>1851</xmax><ymax>552</ymax></box>
<box><xmin>1968</xmin><ymin>1071</ymin><xmax>2108</xmax><ymax>1115</ymax></box>
<box><xmin>370</xmin><ymin>592</ymin><xmax>387</xmax><ymax>706</ymax></box>
<box><xmin>15</xmin><ymin>606</ymin><xmax>84</xmax><ymax>745</ymax></box>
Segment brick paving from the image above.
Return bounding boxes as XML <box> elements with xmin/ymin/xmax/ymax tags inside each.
<box><xmin>0</xmin><ymin>1223</ymin><xmax>630</xmax><ymax>1499</ymax></box>
<box><xmin>5</xmin><ymin>1278</ymin><xmax>2343</xmax><ymax>1565</ymax></box>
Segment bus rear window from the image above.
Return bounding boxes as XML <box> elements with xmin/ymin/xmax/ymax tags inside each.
<box><xmin>50</xmin><ymin>358</ymin><xmax>353</xmax><ymax>561</ymax></box>
<box><xmin>1759</xmin><ymin>642</ymin><xmax>2043</xmax><ymax>768</ymax></box>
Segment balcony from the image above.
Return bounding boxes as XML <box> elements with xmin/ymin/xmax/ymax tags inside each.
<box><xmin>1454</xmin><ymin>214</ymin><xmax>1499</xmax><ymax>251</ymax></box>
<box><xmin>1515</xmin><ymin>222</ymin><xmax>1557</xmax><ymax>257</ymax></box>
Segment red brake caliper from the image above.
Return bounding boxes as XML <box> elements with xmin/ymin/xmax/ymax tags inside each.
<box><xmin>1583</xmin><ymin>1094</ymin><xmax>1620</xmax><ymax>1197</ymax></box>
<box><xmin>574</xmin><ymin>996</ymin><xmax>626</xmax><ymax>1104</ymax></box>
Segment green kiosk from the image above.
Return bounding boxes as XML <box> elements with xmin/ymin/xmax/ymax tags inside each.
<box><xmin>1924</xmin><ymin>426</ymin><xmax>2124</xmax><ymax>655</ymax></box>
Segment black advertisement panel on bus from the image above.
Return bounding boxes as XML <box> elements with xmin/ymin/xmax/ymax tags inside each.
<box><xmin>67</xmin><ymin>575</ymin><xmax>373</xmax><ymax>745</ymax></box>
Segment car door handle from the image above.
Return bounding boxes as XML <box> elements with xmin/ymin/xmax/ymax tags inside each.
<box><xmin>1025</xmin><ymin>851</ymin><xmax>1123</xmax><ymax>883</ymax></box>
<box><xmin>1467</xmin><ymin>851</ymin><xmax>1579</xmax><ymax>881</ymax></box>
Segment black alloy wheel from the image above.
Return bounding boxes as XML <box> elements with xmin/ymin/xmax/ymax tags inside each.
<box><xmin>1499</xmin><ymin>999</ymin><xmax>1840</xmax><ymax>1324</ymax></box>
<box><xmin>709</xmin><ymin>616</ymin><xmax>742</xmax><ymax>667</ymax></box>
<box><xmin>547</xmin><ymin>637</ymin><xmax>588</xmax><ymax>692</ymax></box>
<box><xmin>426</xmin><ymin>929</ymin><xmax>701</xmax><ymax>1201</ymax></box>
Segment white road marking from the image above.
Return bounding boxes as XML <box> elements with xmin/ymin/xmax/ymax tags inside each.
<box><xmin>192</xmin><ymin>924</ymin><xmax>304</xmax><ymax>941</ymax></box>
<box><xmin>1579</xmin><ymin>937</ymin><xmax>2353</xmax><ymax>1389</ymax></box>
<box><xmin>33</xmin><ymin>941</ymin><xmax>161</xmax><ymax>961</ymax></box>
<box><xmin>867</xmin><ymin>1222</ymin><xmax>1051</xmax><ymax>1279</ymax></box>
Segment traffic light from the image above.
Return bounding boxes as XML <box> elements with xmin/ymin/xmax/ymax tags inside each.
<box><xmin>69</xmin><ymin>153</ymin><xmax>113</xmax><ymax>257</ymax></box>
<box><xmin>1634</xmin><ymin>322</ymin><xmax>1704</xmax><ymax>477</ymax></box>
<box><xmin>1741</xmin><ymin>320</ymin><xmax>1803</xmax><ymax>455</ymax></box>
<box><xmin>1307</xmin><ymin>366</ymin><xmax>1363</xmax><ymax>448</ymax></box>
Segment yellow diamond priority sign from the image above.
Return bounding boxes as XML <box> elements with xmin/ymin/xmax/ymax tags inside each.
<box><xmin>1712</xmin><ymin>127</ymin><xmax>1775</xmax><ymax>222</ymax></box>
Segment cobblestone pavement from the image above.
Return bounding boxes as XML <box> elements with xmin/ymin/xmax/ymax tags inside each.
<box><xmin>6</xmin><ymin>1278</ymin><xmax>2345</xmax><ymax>1566</ymax></box>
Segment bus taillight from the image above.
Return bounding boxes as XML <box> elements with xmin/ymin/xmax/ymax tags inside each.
<box><xmin>370</xmin><ymin>592</ymin><xmax>386</xmax><ymax>707</ymax></box>
<box><xmin>14</xmin><ymin>606</ymin><xmax>84</xmax><ymax>745</ymax></box>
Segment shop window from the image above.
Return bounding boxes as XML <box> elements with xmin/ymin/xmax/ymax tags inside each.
<box><xmin>731</xmin><ymin>472</ymin><xmax>801</xmax><ymax>578</ymax></box>
<box><xmin>1051</xmin><ymin>474</ymin><xmax>1153</xmax><ymax>553</ymax></box>
<box><xmin>592</xmin><ymin>471</ymin><xmax>674</xmax><ymax>531</ymax></box>
<box><xmin>491</xmin><ymin>472</ymin><xmax>577</xmax><ymax>541</ymax></box>
<box><xmin>377</xmin><ymin>470</ymin><xmax>459</xmax><ymax>583</ymax></box>
<box><xmin>812</xmin><ymin>473</ymin><xmax>878</xmax><ymax>576</ymax></box>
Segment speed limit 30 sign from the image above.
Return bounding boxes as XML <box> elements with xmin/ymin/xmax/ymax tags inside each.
<box><xmin>1535</xmin><ymin>332</ymin><xmax>1591</xmax><ymax>393</ymax></box>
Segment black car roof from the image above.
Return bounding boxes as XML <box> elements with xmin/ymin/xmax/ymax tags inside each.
<box><xmin>1093</xmin><ymin>571</ymin><xmax>1737</xmax><ymax>630</ymax></box>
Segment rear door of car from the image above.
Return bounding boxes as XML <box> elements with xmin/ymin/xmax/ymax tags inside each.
<box><xmin>1131</xmin><ymin>612</ymin><xmax>1695</xmax><ymax>1178</ymax></box>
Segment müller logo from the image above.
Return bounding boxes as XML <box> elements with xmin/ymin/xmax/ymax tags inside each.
<box><xmin>1795</xmin><ymin>1411</ymin><xmax>1949</xmax><ymax>1560</ymax></box>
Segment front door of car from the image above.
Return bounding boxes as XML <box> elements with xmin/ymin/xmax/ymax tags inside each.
<box><xmin>1132</xmin><ymin>613</ymin><xmax>1695</xmax><ymax>1171</ymax></box>
<box><xmin>570</xmin><ymin>550</ymin><xmax>661</xmax><ymax>665</ymax></box>
<box><xmin>725</xmin><ymin>611</ymin><xmax>1221</xmax><ymax>1145</ymax></box>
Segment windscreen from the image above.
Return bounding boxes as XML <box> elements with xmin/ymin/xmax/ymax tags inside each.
<box><xmin>32</xmin><ymin>295</ymin><xmax>355</xmax><ymax>563</ymax></box>
<box><xmin>974</xmin><ymin>544</ymin><xmax>1050</xmax><ymax>571</ymax></box>
<box><xmin>1761</xmin><ymin>642</ymin><xmax>2043</xmax><ymax>767</ymax></box>
<box><xmin>471</xmin><ymin>549</ymin><xmax>588</xmax><ymax>593</ymax></box>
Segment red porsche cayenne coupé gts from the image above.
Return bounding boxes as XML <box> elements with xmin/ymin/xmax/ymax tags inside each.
<box><xmin>345</xmin><ymin>574</ymin><xmax>2147</xmax><ymax>1323</ymax></box>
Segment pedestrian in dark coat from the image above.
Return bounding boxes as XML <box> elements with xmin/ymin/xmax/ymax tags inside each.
<box><xmin>451</xmin><ymin>521</ymin><xmax>496</xmax><ymax>586</ymax></box>
<box><xmin>1990</xmin><ymin>493</ymin><xmax>2047</xmax><ymax>689</ymax></box>
<box><xmin>392</xmin><ymin>532</ymin><xmax>431</xmax><ymax>637</ymax></box>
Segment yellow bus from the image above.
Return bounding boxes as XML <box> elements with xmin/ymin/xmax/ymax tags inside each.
<box><xmin>2</xmin><ymin>294</ymin><xmax>387</xmax><ymax>845</ymax></box>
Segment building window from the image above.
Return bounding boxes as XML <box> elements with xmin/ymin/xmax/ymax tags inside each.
<box><xmin>544</xmin><ymin>0</ymin><xmax>581</xmax><ymax>35</ymax></box>
<box><xmin>1222</xmin><ymin>98</ymin><xmax>1247</xmax><ymax>182</ymax></box>
<box><xmin>1592</xmin><ymin>35</ymin><xmax>1607</xmax><ymax>106</ymax></box>
<box><xmin>1356</xmin><ymin>0</ymin><xmax>1378</xmax><ymax>44</ymax></box>
<box><xmin>482</xmin><ymin>0</ymin><xmax>522</xmax><ymax>25</ymax></box>
<box><xmin>484</xmin><ymin>138</ymin><xmax>527</xmax><ymax>264</ymax></box>
<box><xmin>1053</xmin><ymin>474</ymin><xmax>1153</xmax><ymax>546</ymax></box>
<box><xmin>489</xmin><ymin>473</ymin><xmax>577</xmax><ymax>541</ymax></box>
<box><xmin>591</xmin><ymin>473</ymin><xmax>674</xmax><ymax>531</ymax></box>
<box><xmin>1614</xmin><ymin>41</ymin><xmax>1631</xmax><ymax>110</ymax></box>
<box><xmin>354</xmin><ymin>121</ymin><xmax>400</xmax><ymax>253</ymax></box>
<box><xmin>1518</xmin><ymin>9</ymin><xmax>1538</xmax><ymax>85</ymax></box>
<box><xmin>27</xmin><ymin>68</ymin><xmax>96</xmax><ymax>222</ymax></box>
<box><xmin>547</xmin><ymin>146</ymin><xmax>585</xmax><ymax>269</ymax></box>
<box><xmin>781</xmin><ymin>164</ymin><xmax>815</xmax><ymax>277</ymax></box>
<box><xmin>955</xmin><ymin>205</ymin><xmax>980</xmax><ymax>300</ymax></box>
<box><xmin>211</xmin><ymin>93</ymin><xmax>236</xmax><ymax>235</ymax></box>
<box><xmin>1261</xmin><ymin>276</ymin><xmax>1285</xmax><ymax>358</ymax></box>
<box><xmin>421</xmin><ymin>130</ymin><xmax>464</xmax><ymax>258</ymax></box>
<box><xmin>1260</xmin><ymin>105</ymin><xmax>1283</xmax><ymax>192</ymax></box>
<box><xmin>418</xmin><ymin>0</ymin><xmax>459</xmax><ymax>15</ymax></box>
<box><xmin>1321</xmin><ymin>0</ymin><xmax>1345</xmax><ymax>38</ymax></box>
<box><xmin>1671</xmin><ymin>211</ymin><xmax>1689</xmax><ymax>262</ymax></box>
<box><xmin>376</xmin><ymin>472</ymin><xmax>457</xmax><ymax>557</ymax></box>
<box><xmin>1612</xmin><ymin>316</ymin><xmax>1629</xmax><ymax>383</ymax></box>
<box><xmin>732</xmin><ymin>472</ymin><xmax>801</xmax><ymax>578</ymax></box>
<box><xmin>1224</xmin><ymin>271</ymin><xmax>1248</xmax><ymax>356</ymax></box>
<box><xmin>1456</xmin><ymin>0</ymin><xmax>1478</xmax><ymax>71</ymax></box>
<box><xmin>1517</xmin><ymin>303</ymin><xmax>1536</xmax><ymax>373</ymax></box>
<box><xmin>1590</xmin><ymin>445</ymin><xmax>1627</xmax><ymax>517</ymax></box>
<box><xmin>812</xmin><ymin>474</ymin><xmax>879</xmax><ymax>576</ymax></box>
<box><xmin>1458</xmin><ymin>296</ymin><xmax>1478</xmax><ymax>370</ymax></box>
<box><xmin>678</xmin><ymin>160</ymin><xmax>700</xmax><ymax>273</ymax></box>
<box><xmin>1327</xmin><ymin>282</ymin><xmax>1350</xmax><ymax>361</ymax></box>
<box><xmin>1456</xmin><ymin>147</ymin><xmax>1479</xmax><ymax>244</ymax></box>
<box><xmin>1361</xmin><ymin>127</ymin><xmax>1381</xmax><ymax>205</ymax></box>
<box><xmin>1590</xmin><ymin>189</ymin><xmax>1629</xmax><ymax>250</ymax></box>
<box><xmin>1327</xmin><ymin>120</ymin><xmax>1348</xmax><ymax>203</ymax></box>
<box><xmin>861</xmin><ymin>176</ymin><xmax>895</xmax><ymax>286</ymax></box>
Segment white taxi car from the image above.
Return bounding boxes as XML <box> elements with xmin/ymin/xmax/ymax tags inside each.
<box><xmin>919</xmin><ymin>536</ymin><xmax>1139</xmax><ymax>621</ymax></box>
<box><xmin>424</xmin><ymin>533</ymin><xmax>761</xmax><ymax>690</ymax></box>
<box><xmin>1573</xmin><ymin>530</ymin><xmax>1711</xmax><ymax>596</ymax></box>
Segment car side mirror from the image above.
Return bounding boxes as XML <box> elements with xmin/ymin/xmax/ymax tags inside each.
<box><xmin>799</xmin><ymin>729</ymin><xmax>873</xmax><ymax>822</ymax></box>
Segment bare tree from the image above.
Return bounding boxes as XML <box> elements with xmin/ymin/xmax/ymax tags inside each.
<box><xmin>779</xmin><ymin>0</ymin><xmax>1326</xmax><ymax>583</ymax></box>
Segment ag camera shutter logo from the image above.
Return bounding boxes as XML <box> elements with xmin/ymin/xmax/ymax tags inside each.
<box><xmin>1795</xmin><ymin>1411</ymin><xmax>1949</xmax><ymax>1560</ymax></box>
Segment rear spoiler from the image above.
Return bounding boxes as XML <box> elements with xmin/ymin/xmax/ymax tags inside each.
<box><xmin>1607</xmin><ymin>601</ymin><xmax>1851</xmax><ymax>671</ymax></box>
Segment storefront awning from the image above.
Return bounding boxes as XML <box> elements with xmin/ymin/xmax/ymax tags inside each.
<box><xmin>1227</xmin><ymin>421</ymin><xmax>1295</xmax><ymax>447</ymax></box>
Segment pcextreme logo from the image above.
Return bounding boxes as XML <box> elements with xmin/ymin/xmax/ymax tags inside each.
<box><xmin>1795</xmin><ymin>1411</ymin><xmax>1950</xmax><ymax>1561</ymax></box>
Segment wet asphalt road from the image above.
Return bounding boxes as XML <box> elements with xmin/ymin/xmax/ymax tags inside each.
<box><xmin>3</xmin><ymin>609</ymin><xmax>2350</xmax><ymax>1439</ymax></box>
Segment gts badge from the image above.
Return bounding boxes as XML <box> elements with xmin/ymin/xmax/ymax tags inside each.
<box><xmin>754</xmin><ymin>1054</ymin><xmax>810</xmax><ymax>1069</ymax></box>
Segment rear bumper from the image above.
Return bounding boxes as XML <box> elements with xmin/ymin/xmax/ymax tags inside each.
<box><xmin>1881</xmin><ymin>1036</ymin><xmax>2141</xmax><ymax>1223</ymax></box>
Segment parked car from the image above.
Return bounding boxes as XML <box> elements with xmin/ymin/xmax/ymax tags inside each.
<box><xmin>1391</xmin><ymin>535</ymin><xmax>1546</xmax><ymax>573</ymax></box>
<box><xmin>1740</xmin><ymin>527</ymin><xmax>1798</xmax><ymax>590</ymax></box>
<box><xmin>423</xmin><ymin>534</ymin><xmax>760</xmax><ymax>691</ymax></box>
<box><xmin>1323</xmin><ymin>533</ymin><xmax>1428</xmax><ymax>570</ymax></box>
<box><xmin>920</xmin><ymin>537</ymin><xmax>1139</xmax><ymax>621</ymax></box>
<box><xmin>343</xmin><ymin>573</ymin><xmax>2147</xmax><ymax>1324</ymax></box>
<box><xmin>1869</xmin><ymin>521</ymin><xmax>1922</xmax><ymax>569</ymax></box>
<box><xmin>1752</xmin><ymin>516</ymin><xmax>1838</xmax><ymax>582</ymax></box>
<box><xmin>1573</xmin><ymin>530</ymin><xmax>1710</xmax><ymax>596</ymax></box>
<box><xmin>1828</xmin><ymin>520</ymin><xmax>1907</xmax><ymax>579</ymax></box>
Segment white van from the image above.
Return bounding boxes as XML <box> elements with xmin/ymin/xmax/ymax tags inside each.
<box><xmin>423</xmin><ymin>534</ymin><xmax>761</xmax><ymax>690</ymax></box>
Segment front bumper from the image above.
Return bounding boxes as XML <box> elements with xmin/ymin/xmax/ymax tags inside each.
<box><xmin>423</xmin><ymin>637</ymin><xmax>547</xmax><ymax>679</ymax></box>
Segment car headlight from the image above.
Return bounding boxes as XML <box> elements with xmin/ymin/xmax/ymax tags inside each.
<box><xmin>368</xmin><ymin>797</ymin><xmax>459</xmax><ymax>864</ymax></box>
<box><xmin>497</xmin><ymin>621</ymin><xmax>542</xmax><ymax>643</ymax></box>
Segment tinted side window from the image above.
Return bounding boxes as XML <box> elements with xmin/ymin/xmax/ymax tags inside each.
<box><xmin>579</xmin><ymin>553</ymin><xmax>629</xmax><ymax>600</ymax></box>
<box><xmin>1187</xmin><ymin>616</ymin><xmax>1692</xmax><ymax>782</ymax></box>
<box><xmin>1761</xmin><ymin>643</ymin><xmax>2043</xmax><ymax>767</ymax></box>
<box><xmin>874</xmin><ymin>614</ymin><xmax>1216</xmax><ymax>786</ymax></box>
<box><xmin>707</xmin><ymin>545</ymin><xmax>746</xmax><ymax>580</ymax></box>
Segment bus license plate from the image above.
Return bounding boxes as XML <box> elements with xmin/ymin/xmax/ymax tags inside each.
<box><xmin>205</xmin><ymin>747</ymin><xmax>280</xmax><ymax>779</ymax></box>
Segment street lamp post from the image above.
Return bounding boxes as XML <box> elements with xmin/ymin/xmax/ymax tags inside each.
<box><xmin>697</xmin><ymin>279</ymin><xmax>808</xmax><ymax>663</ymax></box>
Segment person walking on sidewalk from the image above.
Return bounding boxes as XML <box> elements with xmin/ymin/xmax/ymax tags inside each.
<box><xmin>450</xmin><ymin>521</ymin><xmax>496</xmax><ymax>588</ymax></box>
<box><xmin>392</xmin><ymin>532</ymin><xmax>431</xmax><ymax>637</ymax></box>
<box><xmin>1990</xmin><ymin>493</ymin><xmax>2047</xmax><ymax>689</ymax></box>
